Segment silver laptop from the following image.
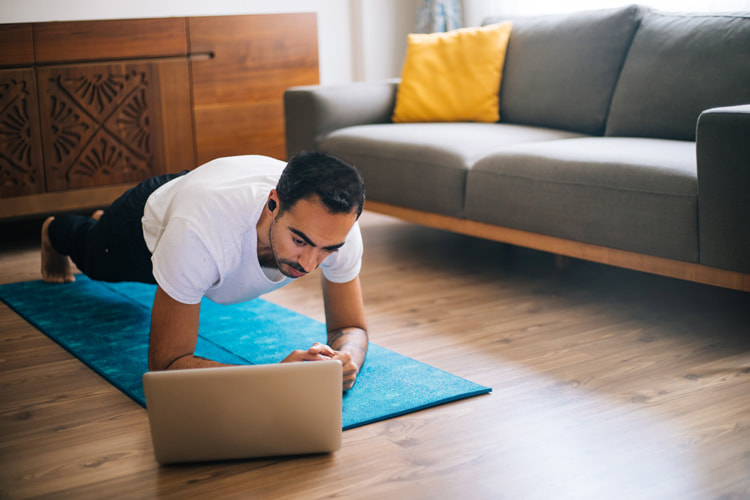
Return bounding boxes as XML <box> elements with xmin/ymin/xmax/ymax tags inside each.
<box><xmin>142</xmin><ymin>360</ymin><xmax>342</xmax><ymax>464</ymax></box>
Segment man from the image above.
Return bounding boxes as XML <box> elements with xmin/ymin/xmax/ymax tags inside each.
<box><xmin>41</xmin><ymin>152</ymin><xmax>368</xmax><ymax>391</ymax></box>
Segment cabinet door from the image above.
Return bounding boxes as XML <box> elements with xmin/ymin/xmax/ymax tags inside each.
<box><xmin>0</xmin><ymin>68</ymin><xmax>45</xmax><ymax>198</ymax></box>
<box><xmin>189</xmin><ymin>13</ymin><xmax>319</xmax><ymax>163</ymax></box>
<box><xmin>37</xmin><ymin>61</ymin><xmax>187</xmax><ymax>192</ymax></box>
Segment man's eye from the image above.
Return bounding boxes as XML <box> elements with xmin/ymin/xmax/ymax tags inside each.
<box><xmin>293</xmin><ymin>238</ymin><xmax>305</xmax><ymax>246</ymax></box>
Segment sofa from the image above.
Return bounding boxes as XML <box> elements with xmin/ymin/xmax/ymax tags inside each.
<box><xmin>284</xmin><ymin>5</ymin><xmax>750</xmax><ymax>292</ymax></box>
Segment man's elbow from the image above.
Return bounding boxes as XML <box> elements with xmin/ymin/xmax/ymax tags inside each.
<box><xmin>148</xmin><ymin>348</ymin><xmax>179</xmax><ymax>371</ymax></box>
<box><xmin>148</xmin><ymin>355</ymin><xmax>166</xmax><ymax>371</ymax></box>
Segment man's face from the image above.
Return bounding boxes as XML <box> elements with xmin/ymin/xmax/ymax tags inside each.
<box><xmin>267</xmin><ymin>196</ymin><xmax>358</xmax><ymax>279</ymax></box>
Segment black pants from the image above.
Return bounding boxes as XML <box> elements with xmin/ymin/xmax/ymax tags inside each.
<box><xmin>48</xmin><ymin>171</ymin><xmax>188</xmax><ymax>284</ymax></box>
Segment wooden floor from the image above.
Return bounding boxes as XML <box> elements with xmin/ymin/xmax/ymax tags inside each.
<box><xmin>1</xmin><ymin>211</ymin><xmax>749</xmax><ymax>500</ymax></box>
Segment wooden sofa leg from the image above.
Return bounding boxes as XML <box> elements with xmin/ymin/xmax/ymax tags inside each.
<box><xmin>554</xmin><ymin>254</ymin><xmax>570</xmax><ymax>269</ymax></box>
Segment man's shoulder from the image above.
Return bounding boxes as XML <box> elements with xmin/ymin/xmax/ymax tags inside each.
<box><xmin>166</xmin><ymin>155</ymin><xmax>281</xmax><ymax>201</ymax></box>
<box><xmin>198</xmin><ymin>155</ymin><xmax>286</xmax><ymax>173</ymax></box>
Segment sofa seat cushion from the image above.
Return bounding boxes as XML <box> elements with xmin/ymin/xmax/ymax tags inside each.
<box><xmin>485</xmin><ymin>5</ymin><xmax>642</xmax><ymax>135</ymax></box>
<box><xmin>605</xmin><ymin>11</ymin><xmax>750</xmax><ymax>141</ymax></box>
<box><xmin>465</xmin><ymin>137</ymin><xmax>698</xmax><ymax>261</ymax></box>
<box><xmin>319</xmin><ymin>123</ymin><xmax>583</xmax><ymax>217</ymax></box>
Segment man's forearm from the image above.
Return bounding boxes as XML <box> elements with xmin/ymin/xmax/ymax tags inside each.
<box><xmin>162</xmin><ymin>353</ymin><xmax>230</xmax><ymax>370</ymax></box>
<box><xmin>327</xmin><ymin>327</ymin><xmax>368</xmax><ymax>369</ymax></box>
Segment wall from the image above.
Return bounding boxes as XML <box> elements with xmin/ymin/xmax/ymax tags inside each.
<box><xmin>352</xmin><ymin>0</ymin><xmax>421</xmax><ymax>81</ymax></box>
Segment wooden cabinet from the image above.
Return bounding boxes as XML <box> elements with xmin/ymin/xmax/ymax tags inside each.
<box><xmin>0</xmin><ymin>13</ymin><xmax>319</xmax><ymax>220</ymax></box>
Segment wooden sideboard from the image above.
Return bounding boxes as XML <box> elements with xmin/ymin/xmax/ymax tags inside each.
<box><xmin>0</xmin><ymin>13</ymin><xmax>319</xmax><ymax>220</ymax></box>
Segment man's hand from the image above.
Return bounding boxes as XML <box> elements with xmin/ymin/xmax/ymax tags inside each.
<box><xmin>281</xmin><ymin>342</ymin><xmax>335</xmax><ymax>363</ymax></box>
<box><xmin>281</xmin><ymin>342</ymin><xmax>360</xmax><ymax>392</ymax></box>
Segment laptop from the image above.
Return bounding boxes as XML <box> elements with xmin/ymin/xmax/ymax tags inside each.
<box><xmin>142</xmin><ymin>360</ymin><xmax>342</xmax><ymax>464</ymax></box>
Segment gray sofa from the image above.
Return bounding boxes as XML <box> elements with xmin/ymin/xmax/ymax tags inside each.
<box><xmin>284</xmin><ymin>5</ymin><xmax>750</xmax><ymax>292</ymax></box>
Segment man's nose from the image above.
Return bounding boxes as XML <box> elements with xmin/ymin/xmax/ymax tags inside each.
<box><xmin>299</xmin><ymin>247</ymin><xmax>319</xmax><ymax>273</ymax></box>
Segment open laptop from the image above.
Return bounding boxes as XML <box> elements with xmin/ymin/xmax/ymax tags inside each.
<box><xmin>142</xmin><ymin>360</ymin><xmax>342</xmax><ymax>464</ymax></box>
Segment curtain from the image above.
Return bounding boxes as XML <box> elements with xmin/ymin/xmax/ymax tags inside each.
<box><xmin>416</xmin><ymin>0</ymin><xmax>463</xmax><ymax>33</ymax></box>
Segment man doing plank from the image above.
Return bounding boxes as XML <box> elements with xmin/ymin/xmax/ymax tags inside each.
<box><xmin>41</xmin><ymin>152</ymin><xmax>368</xmax><ymax>391</ymax></box>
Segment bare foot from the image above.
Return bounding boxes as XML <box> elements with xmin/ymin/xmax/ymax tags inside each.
<box><xmin>41</xmin><ymin>217</ymin><xmax>75</xmax><ymax>283</ymax></box>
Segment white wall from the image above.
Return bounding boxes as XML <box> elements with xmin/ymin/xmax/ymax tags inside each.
<box><xmin>351</xmin><ymin>0</ymin><xmax>421</xmax><ymax>81</ymax></box>
<box><xmin>0</xmin><ymin>0</ymin><xmax>422</xmax><ymax>84</ymax></box>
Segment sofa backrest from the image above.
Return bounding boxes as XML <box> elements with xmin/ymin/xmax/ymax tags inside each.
<box><xmin>485</xmin><ymin>5</ymin><xmax>642</xmax><ymax>136</ymax></box>
<box><xmin>605</xmin><ymin>10</ymin><xmax>750</xmax><ymax>141</ymax></box>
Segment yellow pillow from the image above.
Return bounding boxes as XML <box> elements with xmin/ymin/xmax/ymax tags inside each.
<box><xmin>392</xmin><ymin>22</ymin><xmax>512</xmax><ymax>123</ymax></box>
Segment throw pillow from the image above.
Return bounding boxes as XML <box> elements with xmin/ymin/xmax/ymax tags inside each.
<box><xmin>392</xmin><ymin>22</ymin><xmax>513</xmax><ymax>123</ymax></box>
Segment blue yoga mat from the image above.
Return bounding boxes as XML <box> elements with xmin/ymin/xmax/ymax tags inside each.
<box><xmin>0</xmin><ymin>276</ymin><xmax>490</xmax><ymax>430</ymax></box>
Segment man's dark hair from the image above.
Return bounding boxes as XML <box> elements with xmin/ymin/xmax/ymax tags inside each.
<box><xmin>277</xmin><ymin>151</ymin><xmax>365</xmax><ymax>217</ymax></box>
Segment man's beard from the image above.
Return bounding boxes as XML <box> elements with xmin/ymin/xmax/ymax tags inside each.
<box><xmin>259</xmin><ymin>218</ymin><xmax>280</xmax><ymax>270</ymax></box>
<box><xmin>257</xmin><ymin>250</ymin><xmax>277</xmax><ymax>269</ymax></box>
<box><xmin>261</xmin><ymin>219</ymin><xmax>308</xmax><ymax>278</ymax></box>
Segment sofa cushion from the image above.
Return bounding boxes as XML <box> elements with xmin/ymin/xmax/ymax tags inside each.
<box><xmin>484</xmin><ymin>5</ymin><xmax>642</xmax><ymax>135</ymax></box>
<box><xmin>319</xmin><ymin>123</ymin><xmax>583</xmax><ymax>217</ymax></box>
<box><xmin>605</xmin><ymin>11</ymin><xmax>750</xmax><ymax>141</ymax></box>
<box><xmin>465</xmin><ymin>137</ymin><xmax>698</xmax><ymax>262</ymax></box>
<box><xmin>392</xmin><ymin>22</ymin><xmax>513</xmax><ymax>123</ymax></box>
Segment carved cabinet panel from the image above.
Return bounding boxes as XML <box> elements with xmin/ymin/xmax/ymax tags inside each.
<box><xmin>37</xmin><ymin>62</ymin><xmax>166</xmax><ymax>192</ymax></box>
<box><xmin>0</xmin><ymin>68</ymin><xmax>44</xmax><ymax>197</ymax></box>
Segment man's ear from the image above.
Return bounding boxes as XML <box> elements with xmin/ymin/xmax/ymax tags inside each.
<box><xmin>267</xmin><ymin>190</ymin><xmax>280</xmax><ymax>213</ymax></box>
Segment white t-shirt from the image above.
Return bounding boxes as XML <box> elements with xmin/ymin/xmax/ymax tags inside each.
<box><xmin>141</xmin><ymin>155</ymin><xmax>362</xmax><ymax>305</ymax></box>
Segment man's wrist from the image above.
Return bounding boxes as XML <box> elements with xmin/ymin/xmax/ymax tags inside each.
<box><xmin>328</xmin><ymin>327</ymin><xmax>368</xmax><ymax>365</ymax></box>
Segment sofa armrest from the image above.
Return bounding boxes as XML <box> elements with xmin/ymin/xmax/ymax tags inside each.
<box><xmin>284</xmin><ymin>79</ymin><xmax>399</xmax><ymax>158</ymax></box>
<box><xmin>696</xmin><ymin>104</ymin><xmax>750</xmax><ymax>273</ymax></box>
